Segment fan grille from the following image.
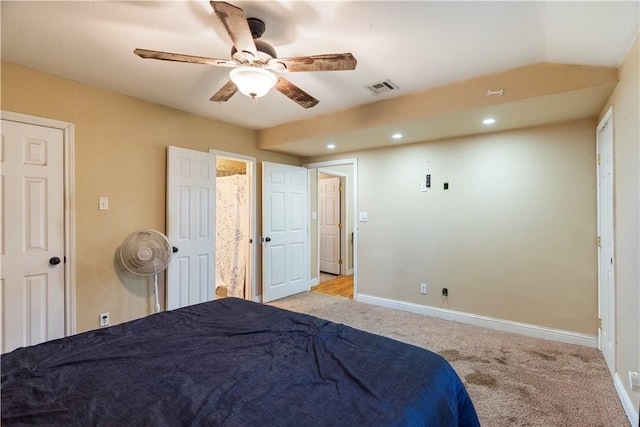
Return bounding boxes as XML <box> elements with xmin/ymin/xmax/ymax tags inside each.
<box><xmin>120</xmin><ymin>230</ymin><xmax>172</xmax><ymax>276</ymax></box>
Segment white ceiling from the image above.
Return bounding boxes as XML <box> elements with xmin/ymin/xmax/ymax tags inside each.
<box><xmin>2</xmin><ymin>1</ymin><xmax>638</xmax><ymax>154</ymax></box>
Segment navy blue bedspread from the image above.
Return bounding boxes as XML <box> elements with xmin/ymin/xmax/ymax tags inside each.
<box><xmin>2</xmin><ymin>298</ymin><xmax>480</xmax><ymax>426</ymax></box>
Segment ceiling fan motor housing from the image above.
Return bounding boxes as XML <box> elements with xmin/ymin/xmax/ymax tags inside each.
<box><xmin>231</xmin><ymin>40</ymin><xmax>277</xmax><ymax>62</ymax></box>
<box><xmin>247</xmin><ymin>17</ymin><xmax>265</xmax><ymax>39</ymax></box>
<box><xmin>230</xmin><ymin>18</ymin><xmax>276</xmax><ymax>62</ymax></box>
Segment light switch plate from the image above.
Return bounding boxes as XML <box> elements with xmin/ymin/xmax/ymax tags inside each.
<box><xmin>359</xmin><ymin>212</ymin><xmax>368</xmax><ymax>222</ymax></box>
<box><xmin>99</xmin><ymin>197</ymin><xmax>109</xmax><ymax>210</ymax></box>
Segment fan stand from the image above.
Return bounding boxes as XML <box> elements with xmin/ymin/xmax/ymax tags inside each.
<box><xmin>152</xmin><ymin>274</ymin><xmax>161</xmax><ymax>314</ymax></box>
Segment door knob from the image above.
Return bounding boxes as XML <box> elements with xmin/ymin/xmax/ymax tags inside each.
<box><xmin>49</xmin><ymin>257</ymin><xmax>61</xmax><ymax>265</ymax></box>
<box><xmin>265</xmin><ymin>237</ymin><xmax>271</xmax><ymax>242</ymax></box>
<box><xmin>172</xmin><ymin>246</ymin><xmax>179</xmax><ymax>253</ymax></box>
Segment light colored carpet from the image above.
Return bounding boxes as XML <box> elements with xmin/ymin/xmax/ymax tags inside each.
<box><xmin>269</xmin><ymin>292</ymin><xmax>629</xmax><ymax>427</ymax></box>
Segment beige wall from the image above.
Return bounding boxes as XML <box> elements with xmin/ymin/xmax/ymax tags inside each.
<box><xmin>309</xmin><ymin>118</ymin><xmax>598</xmax><ymax>335</ymax></box>
<box><xmin>1</xmin><ymin>61</ymin><xmax>301</xmax><ymax>333</ymax></box>
<box><xmin>599</xmin><ymin>35</ymin><xmax>640</xmax><ymax>409</ymax></box>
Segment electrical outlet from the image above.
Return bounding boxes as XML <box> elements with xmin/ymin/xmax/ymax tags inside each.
<box><xmin>99</xmin><ymin>312</ymin><xmax>110</xmax><ymax>327</ymax></box>
<box><xmin>420</xmin><ymin>283</ymin><xmax>427</xmax><ymax>294</ymax></box>
<box><xmin>442</xmin><ymin>288</ymin><xmax>448</xmax><ymax>297</ymax></box>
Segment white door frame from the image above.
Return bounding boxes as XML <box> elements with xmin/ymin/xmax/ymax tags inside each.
<box><xmin>304</xmin><ymin>158</ymin><xmax>358</xmax><ymax>299</ymax></box>
<box><xmin>596</xmin><ymin>107</ymin><xmax>615</xmax><ymax>372</ymax></box>
<box><xmin>318</xmin><ymin>170</ymin><xmax>347</xmax><ymax>276</ymax></box>
<box><xmin>209</xmin><ymin>149</ymin><xmax>257</xmax><ymax>301</ymax></box>
<box><xmin>1</xmin><ymin>110</ymin><xmax>76</xmax><ymax>336</ymax></box>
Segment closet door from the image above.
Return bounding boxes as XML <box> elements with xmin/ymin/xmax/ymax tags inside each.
<box><xmin>319</xmin><ymin>176</ymin><xmax>341</xmax><ymax>275</ymax></box>
<box><xmin>166</xmin><ymin>146</ymin><xmax>216</xmax><ymax>310</ymax></box>
<box><xmin>1</xmin><ymin>119</ymin><xmax>65</xmax><ymax>352</ymax></box>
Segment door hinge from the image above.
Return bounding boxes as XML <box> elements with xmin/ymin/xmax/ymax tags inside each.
<box><xmin>597</xmin><ymin>236</ymin><xmax>602</xmax><ymax>248</ymax></box>
<box><xmin>598</xmin><ymin>318</ymin><xmax>602</xmax><ymax>329</ymax></box>
<box><xmin>338</xmin><ymin>259</ymin><xmax>343</xmax><ymax>265</ymax></box>
<box><xmin>597</xmin><ymin>154</ymin><xmax>601</xmax><ymax>166</ymax></box>
<box><xmin>339</xmin><ymin>185</ymin><xmax>343</xmax><ymax>192</ymax></box>
<box><xmin>338</xmin><ymin>222</ymin><xmax>342</xmax><ymax>228</ymax></box>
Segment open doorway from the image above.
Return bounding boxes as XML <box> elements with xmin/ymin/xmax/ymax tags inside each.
<box><xmin>319</xmin><ymin>172</ymin><xmax>345</xmax><ymax>281</ymax></box>
<box><xmin>210</xmin><ymin>150</ymin><xmax>256</xmax><ymax>301</ymax></box>
<box><xmin>305</xmin><ymin>159</ymin><xmax>358</xmax><ymax>300</ymax></box>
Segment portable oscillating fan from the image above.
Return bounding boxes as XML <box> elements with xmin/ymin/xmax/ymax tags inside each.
<box><xmin>120</xmin><ymin>229</ymin><xmax>173</xmax><ymax>313</ymax></box>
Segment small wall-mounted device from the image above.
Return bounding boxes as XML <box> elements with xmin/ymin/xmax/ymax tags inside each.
<box><xmin>425</xmin><ymin>174</ymin><xmax>431</xmax><ymax>188</ymax></box>
<box><xmin>443</xmin><ymin>182</ymin><xmax>449</xmax><ymax>190</ymax></box>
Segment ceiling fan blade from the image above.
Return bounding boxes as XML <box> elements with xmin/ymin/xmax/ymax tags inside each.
<box><xmin>211</xmin><ymin>1</ymin><xmax>257</xmax><ymax>60</ymax></box>
<box><xmin>134</xmin><ymin>48</ymin><xmax>237</xmax><ymax>67</ymax></box>
<box><xmin>210</xmin><ymin>80</ymin><xmax>238</xmax><ymax>102</ymax></box>
<box><xmin>275</xmin><ymin>77</ymin><xmax>319</xmax><ymax>109</ymax></box>
<box><xmin>269</xmin><ymin>53</ymin><xmax>357</xmax><ymax>72</ymax></box>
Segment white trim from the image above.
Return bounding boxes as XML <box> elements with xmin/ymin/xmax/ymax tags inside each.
<box><xmin>209</xmin><ymin>149</ymin><xmax>256</xmax><ymax>163</ymax></box>
<box><xmin>305</xmin><ymin>158</ymin><xmax>359</xmax><ymax>168</ymax></box>
<box><xmin>304</xmin><ymin>158</ymin><xmax>358</xmax><ymax>297</ymax></box>
<box><xmin>356</xmin><ymin>293</ymin><xmax>598</xmax><ymax>348</ymax></box>
<box><xmin>310</xmin><ymin>277</ymin><xmax>319</xmax><ymax>287</ymax></box>
<box><xmin>209</xmin><ymin>149</ymin><xmax>257</xmax><ymax>302</ymax></box>
<box><xmin>63</xmin><ymin>124</ymin><xmax>76</xmax><ymax>335</ymax></box>
<box><xmin>307</xmin><ymin>169</ymin><xmax>313</xmax><ymax>289</ymax></box>
<box><xmin>614</xmin><ymin>372</ymin><xmax>639</xmax><ymax>426</ymax></box>
<box><xmin>1</xmin><ymin>110</ymin><xmax>76</xmax><ymax>335</ymax></box>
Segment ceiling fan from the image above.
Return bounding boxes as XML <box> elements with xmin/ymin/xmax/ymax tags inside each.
<box><xmin>134</xmin><ymin>1</ymin><xmax>357</xmax><ymax>109</ymax></box>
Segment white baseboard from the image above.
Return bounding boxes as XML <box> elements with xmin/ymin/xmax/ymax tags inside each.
<box><xmin>614</xmin><ymin>372</ymin><xmax>639</xmax><ymax>426</ymax></box>
<box><xmin>355</xmin><ymin>293</ymin><xmax>598</xmax><ymax>348</ymax></box>
<box><xmin>310</xmin><ymin>277</ymin><xmax>319</xmax><ymax>287</ymax></box>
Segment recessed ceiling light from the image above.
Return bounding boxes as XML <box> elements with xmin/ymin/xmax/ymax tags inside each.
<box><xmin>392</xmin><ymin>133</ymin><xmax>403</xmax><ymax>140</ymax></box>
<box><xmin>482</xmin><ymin>118</ymin><xmax>496</xmax><ymax>125</ymax></box>
<box><xmin>326</xmin><ymin>144</ymin><xmax>336</xmax><ymax>149</ymax></box>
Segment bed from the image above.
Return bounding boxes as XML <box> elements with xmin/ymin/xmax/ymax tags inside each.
<box><xmin>2</xmin><ymin>297</ymin><xmax>480</xmax><ymax>426</ymax></box>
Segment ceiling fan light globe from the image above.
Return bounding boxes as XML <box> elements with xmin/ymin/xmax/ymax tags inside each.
<box><xmin>230</xmin><ymin>67</ymin><xmax>277</xmax><ymax>99</ymax></box>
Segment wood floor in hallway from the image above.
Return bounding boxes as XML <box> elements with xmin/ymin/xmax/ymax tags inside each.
<box><xmin>311</xmin><ymin>275</ymin><xmax>354</xmax><ymax>299</ymax></box>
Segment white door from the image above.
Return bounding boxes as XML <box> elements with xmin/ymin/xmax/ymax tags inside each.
<box><xmin>166</xmin><ymin>146</ymin><xmax>216</xmax><ymax>310</ymax></box>
<box><xmin>597</xmin><ymin>109</ymin><xmax>615</xmax><ymax>374</ymax></box>
<box><xmin>319</xmin><ymin>177</ymin><xmax>341</xmax><ymax>275</ymax></box>
<box><xmin>1</xmin><ymin>119</ymin><xmax>65</xmax><ymax>353</ymax></box>
<box><xmin>262</xmin><ymin>162</ymin><xmax>308</xmax><ymax>302</ymax></box>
